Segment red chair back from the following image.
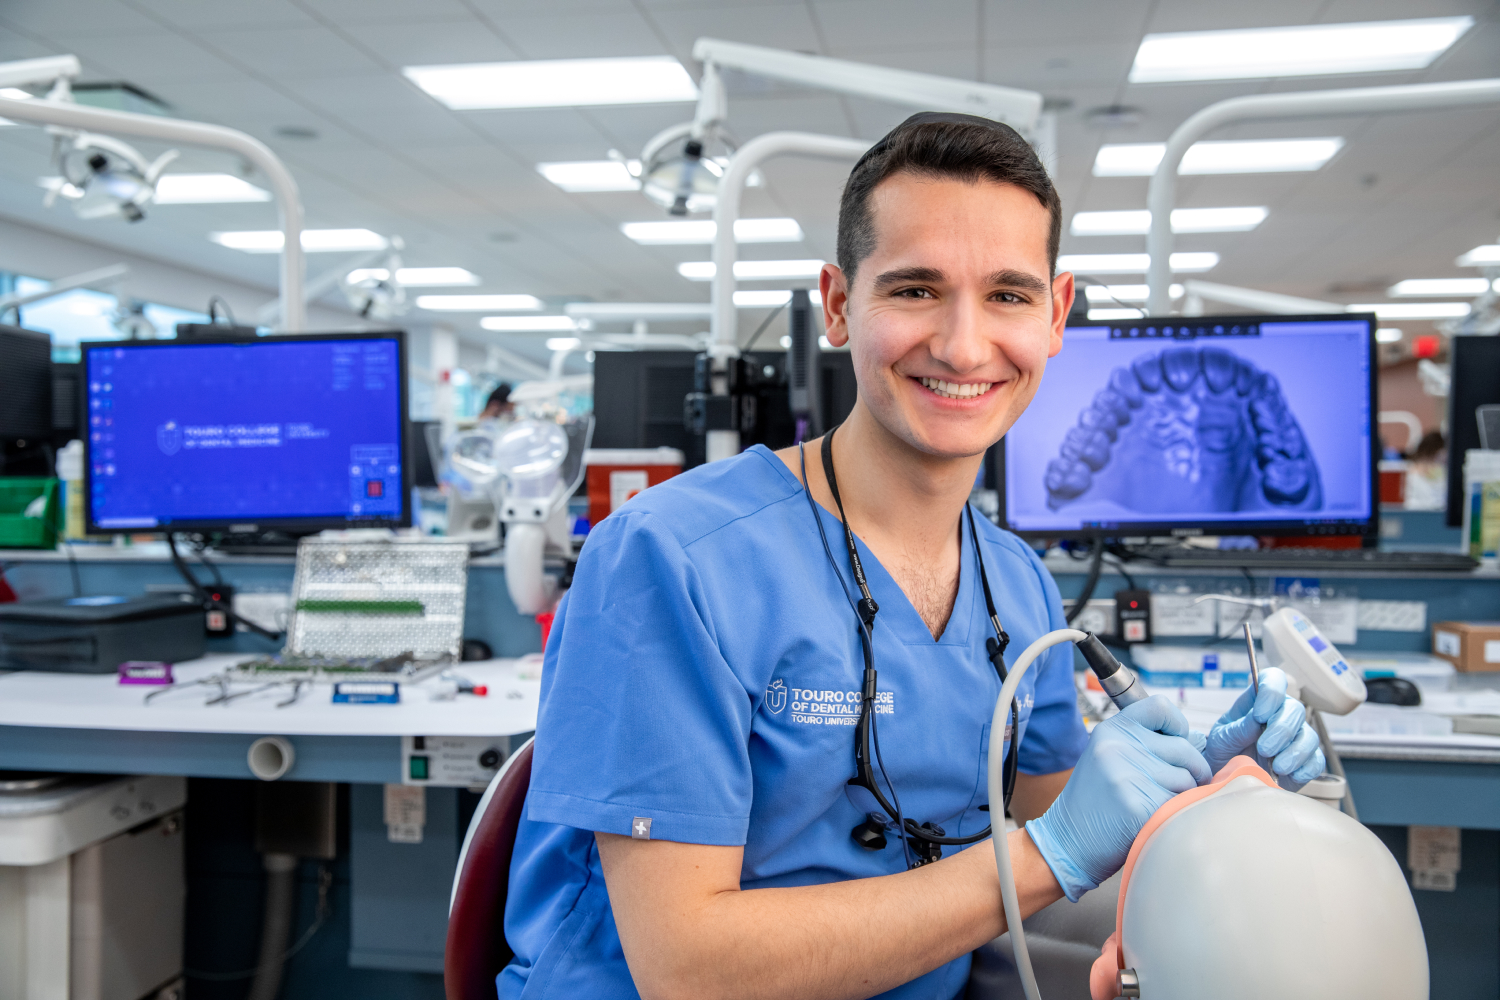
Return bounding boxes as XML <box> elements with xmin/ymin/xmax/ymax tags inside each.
<box><xmin>445</xmin><ymin>736</ymin><xmax>534</xmax><ymax>1000</ymax></box>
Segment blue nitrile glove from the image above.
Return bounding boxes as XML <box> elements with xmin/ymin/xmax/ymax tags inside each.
<box><xmin>1200</xmin><ymin>666</ymin><xmax>1325</xmax><ymax>786</ymax></box>
<box><xmin>1025</xmin><ymin>695</ymin><xmax>1211</xmax><ymax>902</ymax></box>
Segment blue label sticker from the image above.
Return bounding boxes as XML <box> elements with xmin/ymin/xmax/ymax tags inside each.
<box><xmin>1274</xmin><ymin>577</ymin><xmax>1321</xmax><ymax>598</ymax></box>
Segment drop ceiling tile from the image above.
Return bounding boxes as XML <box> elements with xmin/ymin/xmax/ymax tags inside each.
<box><xmin>147</xmin><ymin>73</ymin><xmax>316</xmax><ymax>124</ymax></box>
<box><xmin>37</xmin><ymin>30</ymin><xmax>229</xmax><ymax>84</ymax></box>
<box><xmin>651</xmin><ymin>4</ymin><xmax>821</xmax><ymax>52</ymax></box>
<box><xmin>0</xmin><ymin>0</ymin><xmax>164</xmax><ymax>38</ymax></box>
<box><xmin>296</xmin><ymin>0</ymin><xmax>477</xmax><ymax>23</ymax></box>
<box><xmin>822</xmin><ymin>45</ymin><xmax>978</xmax><ymax>81</ymax></box>
<box><xmin>340</xmin><ymin>17</ymin><xmax>519</xmax><ymax>66</ymax></box>
<box><xmin>192</xmin><ymin>24</ymin><xmax>384</xmax><ymax>78</ymax></box>
<box><xmin>1142</xmin><ymin>1</ymin><xmax>1334</xmax><ymax>33</ymax></box>
<box><xmin>0</xmin><ymin>24</ymin><xmax>60</xmax><ymax>61</ymax></box>
<box><xmin>812</xmin><ymin>0</ymin><xmax>977</xmax><ymax>51</ymax></box>
<box><xmin>475</xmin><ymin>10</ymin><xmax>670</xmax><ymax>59</ymax></box>
<box><xmin>982</xmin><ymin>0</ymin><xmax>1151</xmax><ymax>43</ymax></box>
<box><xmin>129</xmin><ymin>0</ymin><xmax>317</xmax><ymax>29</ymax></box>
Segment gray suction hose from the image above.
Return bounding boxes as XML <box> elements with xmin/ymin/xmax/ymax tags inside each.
<box><xmin>988</xmin><ymin>627</ymin><xmax>1088</xmax><ymax>1000</ymax></box>
<box><xmin>247</xmin><ymin>852</ymin><xmax>298</xmax><ymax>1000</ymax></box>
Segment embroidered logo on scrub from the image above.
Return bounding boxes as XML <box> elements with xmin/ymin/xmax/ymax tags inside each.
<box><xmin>772</xmin><ymin>684</ymin><xmax>894</xmax><ymax>726</ymax></box>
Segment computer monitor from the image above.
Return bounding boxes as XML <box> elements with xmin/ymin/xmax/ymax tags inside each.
<box><xmin>999</xmin><ymin>313</ymin><xmax>1378</xmax><ymax>539</ymax></box>
<box><xmin>0</xmin><ymin>325</ymin><xmax>55</xmax><ymax>476</ymax></box>
<box><xmin>591</xmin><ymin>349</ymin><xmax>858</xmax><ymax>466</ymax></box>
<box><xmin>81</xmin><ymin>332</ymin><xmax>411</xmax><ymax>535</ymax></box>
<box><xmin>1444</xmin><ymin>336</ymin><xmax>1500</xmax><ymax>526</ymax></box>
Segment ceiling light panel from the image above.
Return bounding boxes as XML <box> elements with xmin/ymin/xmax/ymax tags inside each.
<box><xmin>480</xmin><ymin>315</ymin><xmax>578</xmax><ymax>331</ymax></box>
<box><xmin>545</xmin><ymin>337</ymin><xmax>583</xmax><ymax>351</ymax></box>
<box><xmin>210</xmin><ymin>229</ymin><xmax>388</xmax><ymax>253</ymax></box>
<box><xmin>404</xmin><ymin>56</ymin><xmax>698</xmax><ymax>110</ymax></box>
<box><xmin>1130</xmin><ymin>17</ymin><xmax>1473</xmax><ymax>83</ymax></box>
<box><xmin>733</xmin><ymin>290</ymin><xmax>792</xmax><ymax>307</ymax></box>
<box><xmin>537</xmin><ymin>160</ymin><xmax>640</xmax><ymax>192</ymax></box>
<box><xmin>679</xmin><ymin>260</ymin><xmax>826</xmax><ymax>281</ymax></box>
<box><xmin>1056</xmin><ymin>253</ymin><xmax>1218</xmax><ymax>274</ymax></box>
<box><xmin>417</xmin><ymin>294</ymin><xmax>543</xmax><ymax>311</ymax></box>
<box><xmin>1375</xmin><ymin>328</ymin><xmax>1404</xmax><ymax>343</ymax></box>
<box><xmin>1070</xmin><ymin>208</ymin><xmax>1266</xmax><ymax>236</ymax></box>
<box><xmin>1092</xmin><ymin>139</ymin><xmax>1344</xmax><ymax>177</ymax></box>
<box><xmin>347</xmin><ymin>267</ymin><xmax>481</xmax><ymax>287</ymax></box>
<box><xmin>1457</xmin><ymin>246</ymin><xmax>1500</xmax><ymax>267</ymax></box>
<box><xmin>155</xmin><ymin>174</ymin><xmax>271</xmax><ymax>204</ymax></box>
<box><xmin>621</xmin><ymin>218</ymin><xmax>804</xmax><ymax>245</ymax></box>
<box><xmin>1082</xmin><ymin>284</ymin><xmax>1184</xmax><ymax>302</ymax></box>
<box><xmin>1350</xmin><ymin>302</ymin><xmax>1472</xmax><ymax>320</ymax></box>
<box><xmin>1389</xmin><ymin>278</ymin><xmax>1490</xmax><ymax>297</ymax></box>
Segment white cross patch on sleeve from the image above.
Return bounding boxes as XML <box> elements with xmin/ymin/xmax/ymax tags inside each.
<box><xmin>631</xmin><ymin>816</ymin><xmax>652</xmax><ymax>840</ymax></box>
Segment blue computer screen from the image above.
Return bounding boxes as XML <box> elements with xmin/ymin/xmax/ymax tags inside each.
<box><xmin>1003</xmin><ymin>317</ymin><xmax>1373</xmax><ymax>535</ymax></box>
<box><xmin>84</xmin><ymin>336</ymin><xmax>405</xmax><ymax>529</ymax></box>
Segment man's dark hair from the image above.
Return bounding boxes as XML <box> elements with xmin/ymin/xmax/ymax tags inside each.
<box><xmin>485</xmin><ymin>384</ymin><xmax>512</xmax><ymax>409</ymax></box>
<box><xmin>836</xmin><ymin>112</ymin><xmax>1061</xmax><ymax>284</ymax></box>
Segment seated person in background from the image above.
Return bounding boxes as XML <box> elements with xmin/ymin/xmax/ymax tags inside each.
<box><xmin>481</xmin><ymin>384</ymin><xmax>514</xmax><ymax>421</ymax></box>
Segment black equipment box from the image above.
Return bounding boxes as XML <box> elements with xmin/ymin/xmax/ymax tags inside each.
<box><xmin>0</xmin><ymin>594</ymin><xmax>206</xmax><ymax>673</ymax></box>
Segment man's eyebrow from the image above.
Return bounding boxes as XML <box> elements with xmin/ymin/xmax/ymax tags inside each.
<box><xmin>988</xmin><ymin>268</ymin><xmax>1050</xmax><ymax>293</ymax></box>
<box><xmin>872</xmin><ymin>266</ymin><xmax>945</xmax><ymax>290</ymax></box>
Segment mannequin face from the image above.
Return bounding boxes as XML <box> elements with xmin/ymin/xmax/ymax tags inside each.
<box><xmin>821</xmin><ymin>173</ymin><xmax>1073</xmax><ymax>460</ymax></box>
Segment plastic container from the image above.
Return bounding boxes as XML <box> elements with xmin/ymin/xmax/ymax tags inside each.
<box><xmin>0</xmin><ymin>478</ymin><xmax>60</xmax><ymax>549</ymax></box>
<box><xmin>1461</xmin><ymin>449</ymin><xmax>1500</xmax><ymax>564</ymax></box>
<box><xmin>583</xmin><ymin>448</ymin><xmax>684</xmax><ymax>527</ymax></box>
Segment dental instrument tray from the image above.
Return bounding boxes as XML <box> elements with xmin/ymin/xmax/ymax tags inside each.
<box><xmin>146</xmin><ymin>536</ymin><xmax>470</xmax><ymax>707</ymax></box>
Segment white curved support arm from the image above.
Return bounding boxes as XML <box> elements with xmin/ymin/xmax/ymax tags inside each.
<box><xmin>710</xmin><ymin>131</ymin><xmax>870</xmax><ymax>357</ymax></box>
<box><xmin>0</xmin><ymin>92</ymin><xmax>307</xmax><ymax>331</ymax></box>
<box><xmin>1146</xmin><ymin>78</ymin><xmax>1500</xmax><ymax>315</ymax></box>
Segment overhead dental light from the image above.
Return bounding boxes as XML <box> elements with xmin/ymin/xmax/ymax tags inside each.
<box><xmin>339</xmin><ymin>239</ymin><xmax>407</xmax><ymax>321</ymax></box>
<box><xmin>45</xmin><ymin>132</ymin><xmax>179</xmax><ymax>221</ymax></box>
<box><xmin>637</xmin><ymin>39</ymin><xmax>1044</xmax><ymax>217</ymax></box>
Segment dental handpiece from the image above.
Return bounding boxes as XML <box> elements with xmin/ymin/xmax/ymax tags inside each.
<box><xmin>1076</xmin><ymin>632</ymin><xmax>1148</xmax><ymax>710</ymax></box>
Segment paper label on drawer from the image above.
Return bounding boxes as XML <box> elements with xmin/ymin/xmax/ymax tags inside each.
<box><xmin>1485</xmin><ymin>640</ymin><xmax>1500</xmax><ymax>663</ymax></box>
<box><xmin>1434</xmin><ymin>630</ymin><xmax>1461</xmax><ymax>657</ymax></box>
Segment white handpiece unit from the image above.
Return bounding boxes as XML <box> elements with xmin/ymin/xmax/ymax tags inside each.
<box><xmin>1259</xmin><ymin>607</ymin><xmax>1366</xmax><ymax>716</ymax></box>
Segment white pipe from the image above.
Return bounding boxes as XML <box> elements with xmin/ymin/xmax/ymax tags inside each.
<box><xmin>1146</xmin><ymin>78</ymin><xmax>1500</xmax><ymax>315</ymax></box>
<box><xmin>255</xmin><ymin>242</ymin><xmax>396</xmax><ymax>325</ymax></box>
<box><xmin>710</xmin><ymin>132</ymin><xmax>869</xmax><ymax>357</ymax></box>
<box><xmin>0</xmin><ymin>263</ymin><xmax>128</xmax><ymax>311</ymax></box>
<box><xmin>988</xmin><ymin>627</ymin><xmax>1087</xmax><ymax>1000</ymax></box>
<box><xmin>1180</xmin><ymin>279</ymin><xmax>1343</xmax><ymax>316</ymax></box>
<box><xmin>0</xmin><ymin>92</ymin><xmax>307</xmax><ymax>331</ymax></box>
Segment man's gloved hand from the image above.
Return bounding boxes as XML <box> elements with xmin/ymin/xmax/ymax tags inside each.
<box><xmin>1025</xmin><ymin>696</ymin><xmax>1210</xmax><ymax>902</ymax></box>
<box><xmin>1199</xmin><ymin>666</ymin><xmax>1325</xmax><ymax>786</ymax></box>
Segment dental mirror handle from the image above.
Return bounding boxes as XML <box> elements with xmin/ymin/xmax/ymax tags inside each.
<box><xmin>1076</xmin><ymin>632</ymin><xmax>1147</xmax><ymax>709</ymax></box>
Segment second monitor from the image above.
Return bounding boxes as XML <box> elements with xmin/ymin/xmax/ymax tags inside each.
<box><xmin>1000</xmin><ymin>313</ymin><xmax>1377</xmax><ymax>539</ymax></box>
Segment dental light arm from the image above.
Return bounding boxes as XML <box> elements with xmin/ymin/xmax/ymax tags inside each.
<box><xmin>0</xmin><ymin>58</ymin><xmax>307</xmax><ymax>331</ymax></box>
<box><xmin>690</xmin><ymin>38</ymin><xmax>1043</xmax><ymax>134</ymax></box>
<box><xmin>0</xmin><ymin>263</ymin><xmax>129</xmax><ymax>316</ymax></box>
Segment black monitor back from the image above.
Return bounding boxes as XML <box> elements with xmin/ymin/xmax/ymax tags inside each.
<box><xmin>592</xmin><ymin>350</ymin><xmax>857</xmax><ymax>466</ymax></box>
<box><xmin>0</xmin><ymin>325</ymin><xmax>54</xmax><ymax>475</ymax></box>
<box><xmin>1447</xmin><ymin>336</ymin><xmax>1500</xmax><ymax>526</ymax></box>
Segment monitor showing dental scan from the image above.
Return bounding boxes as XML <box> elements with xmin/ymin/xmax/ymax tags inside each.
<box><xmin>81</xmin><ymin>332</ymin><xmax>410</xmax><ymax>534</ymax></box>
<box><xmin>999</xmin><ymin>313</ymin><xmax>1377</xmax><ymax>539</ymax></box>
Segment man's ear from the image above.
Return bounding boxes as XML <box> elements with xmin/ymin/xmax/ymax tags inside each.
<box><xmin>1048</xmin><ymin>271</ymin><xmax>1074</xmax><ymax>358</ymax></box>
<box><xmin>822</xmin><ymin>263</ymin><xmax>850</xmax><ymax>347</ymax></box>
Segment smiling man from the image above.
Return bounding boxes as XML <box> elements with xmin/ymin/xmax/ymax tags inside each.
<box><xmin>499</xmin><ymin>113</ymin><xmax>1323</xmax><ymax>1000</ymax></box>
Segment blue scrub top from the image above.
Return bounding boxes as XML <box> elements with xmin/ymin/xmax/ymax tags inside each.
<box><xmin>500</xmin><ymin>445</ymin><xmax>1087</xmax><ymax>1000</ymax></box>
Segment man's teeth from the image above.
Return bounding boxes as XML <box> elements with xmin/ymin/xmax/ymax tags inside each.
<box><xmin>919</xmin><ymin>376</ymin><xmax>993</xmax><ymax>399</ymax></box>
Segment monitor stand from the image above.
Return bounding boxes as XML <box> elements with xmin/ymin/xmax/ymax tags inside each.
<box><xmin>211</xmin><ymin>532</ymin><xmax>305</xmax><ymax>558</ymax></box>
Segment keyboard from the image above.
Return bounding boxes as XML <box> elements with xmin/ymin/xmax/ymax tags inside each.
<box><xmin>1127</xmin><ymin>547</ymin><xmax>1479</xmax><ymax>573</ymax></box>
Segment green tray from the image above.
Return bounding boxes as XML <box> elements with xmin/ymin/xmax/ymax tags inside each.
<box><xmin>0</xmin><ymin>478</ymin><xmax>60</xmax><ymax>549</ymax></box>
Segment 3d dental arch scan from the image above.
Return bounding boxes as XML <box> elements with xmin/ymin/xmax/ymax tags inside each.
<box><xmin>1003</xmin><ymin>315</ymin><xmax>1376</xmax><ymax>536</ymax></box>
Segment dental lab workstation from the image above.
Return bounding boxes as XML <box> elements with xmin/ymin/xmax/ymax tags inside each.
<box><xmin>3</xmin><ymin>7</ymin><xmax>1500</xmax><ymax>1000</ymax></box>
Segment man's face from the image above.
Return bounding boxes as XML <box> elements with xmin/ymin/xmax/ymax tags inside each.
<box><xmin>821</xmin><ymin>173</ymin><xmax>1074</xmax><ymax>459</ymax></box>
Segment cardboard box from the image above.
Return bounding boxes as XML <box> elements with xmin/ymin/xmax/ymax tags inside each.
<box><xmin>1431</xmin><ymin>621</ymin><xmax>1500</xmax><ymax>673</ymax></box>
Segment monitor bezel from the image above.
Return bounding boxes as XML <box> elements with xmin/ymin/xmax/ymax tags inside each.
<box><xmin>80</xmin><ymin>330</ymin><xmax>413</xmax><ymax>536</ymax></box>
<box><xmin>997</xmin><ymin>312</ymin><xmax>1380</xmax><ymax>541</ymax></box>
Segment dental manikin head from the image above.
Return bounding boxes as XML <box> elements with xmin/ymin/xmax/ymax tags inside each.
<box><xmin>1090</xmin><ymin>757</ymin><xmax>1427</xmax><ymax>1000</ymax></box>
<box><xmin>819</xmin><ymin>113</ymin><xmax>1075</xmax><ymax>460</ymax></box>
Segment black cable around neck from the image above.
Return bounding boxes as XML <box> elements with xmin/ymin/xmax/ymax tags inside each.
<box><xmin>821</xmin><ymin>426</ymin><xmax>878</xmax><ymax>627</ymax></box>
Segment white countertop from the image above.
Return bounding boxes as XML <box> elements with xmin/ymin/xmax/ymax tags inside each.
<box><xmin>0</xmin><ymin>653</ymin><xmax>541</xmax><ymax>738</ymax></box>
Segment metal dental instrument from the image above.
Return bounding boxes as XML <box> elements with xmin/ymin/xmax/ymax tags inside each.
<box><xmin>1243</xmin><ymin>621</ymin><xmax>1260</xmax><ymax>696</ymax></box>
